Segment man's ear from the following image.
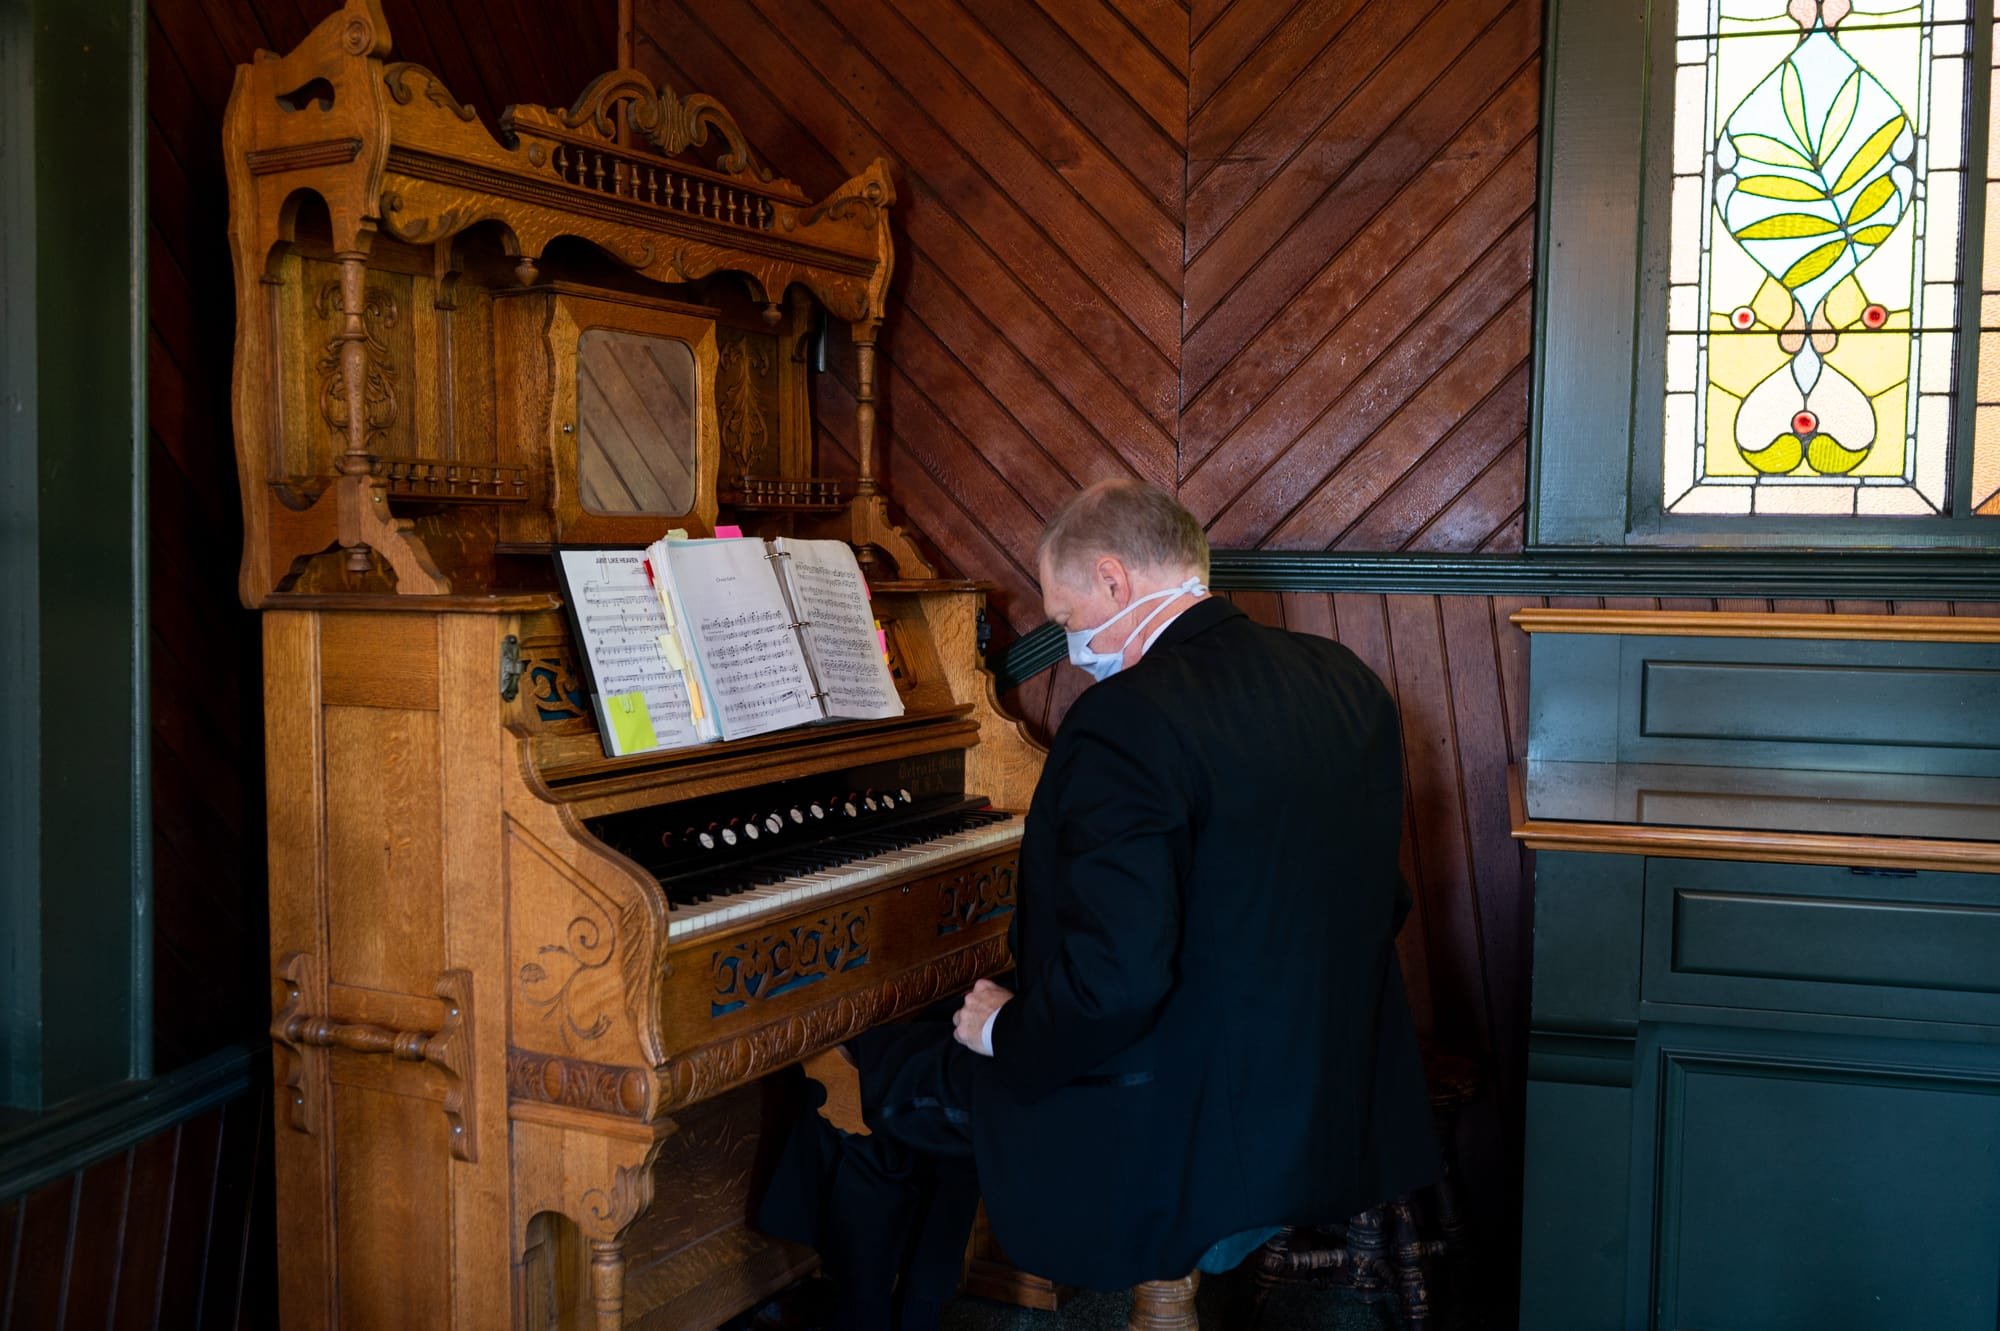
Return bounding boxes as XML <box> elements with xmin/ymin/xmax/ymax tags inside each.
<box><xmin>1095</xmin><ymin>556</ymin><xmax>1128</xmax><ymax>604</ymax></box>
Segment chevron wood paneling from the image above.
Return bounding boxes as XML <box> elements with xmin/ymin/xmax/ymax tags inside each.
<box><xmin>631</xmin><ymin>0</ymin><xmax>1185</xmax><ymax>633</ymax></box>
<box><xmin>1182</xmin><ymin>0</ymin><xmax>1541</xmax><ymax>552</ymax></box>
<box><xmin>630</xmin><ymin>0</ymin><xmax>1541</xmax><ymax>629</ymax></box>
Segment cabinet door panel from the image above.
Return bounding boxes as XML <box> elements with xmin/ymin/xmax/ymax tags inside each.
<box><xmin>1636</xmin><ymin>1027</ymin><xmax>2000</xmax><ymax>1331</ymax></box>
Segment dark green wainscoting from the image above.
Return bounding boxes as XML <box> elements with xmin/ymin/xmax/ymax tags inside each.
<box><xmin>1515</xmin><ymin>623</ymin><xmax>2000</xmax><ymax>1331</ymax></box>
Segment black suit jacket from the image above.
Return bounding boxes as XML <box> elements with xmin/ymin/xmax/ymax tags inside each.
<box><xmin>972</xmin><ymin>599</ymin><xmax>1437</xmax><ymax>1288</ymax></box>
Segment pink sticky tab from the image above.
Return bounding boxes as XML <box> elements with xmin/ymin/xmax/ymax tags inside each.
<box><xmin>877</xmin><ymin>628</ymin><xmax>889</xmax><ymax>658</ymax></box>
<box><xmin>714</xmin><ymin>524</ymin><xmax>744</xmax><ymax>539</ymax></box>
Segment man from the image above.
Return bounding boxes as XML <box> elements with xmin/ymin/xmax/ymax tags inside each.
<box><xmin>759</xmin><ymin>479</ymin><xmax>1436</xmax><ymax>1328</ymax></box>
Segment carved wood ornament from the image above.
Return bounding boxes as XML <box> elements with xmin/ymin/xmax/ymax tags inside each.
<box><xmin>225</xmin><ymin>0</ymin><xmax>913</xmax><ymax>606</ymax></box>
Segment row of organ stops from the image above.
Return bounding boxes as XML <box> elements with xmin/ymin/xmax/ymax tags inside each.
<box><xmin>661</xmin><ymin>788</ymin><xmax>920</xmax><ymax>854</ymax></box>
<box><xmin>547</xmin><ymin>144</ymin><xmax>776</xmax><ymax>230</ymax></box>
<box><xmin>640</xmin><ymin>787</ymin><xmax>1013</xmax><ymax>908</ymax></box>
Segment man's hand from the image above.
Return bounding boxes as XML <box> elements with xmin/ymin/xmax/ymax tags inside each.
<box><xmin>953</xmin><ymin>978</ymin><xmax>1013</xmax><ymax>1055</ymax></box>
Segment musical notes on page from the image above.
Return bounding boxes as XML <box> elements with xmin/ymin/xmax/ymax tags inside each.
<box><xmin>658</xmin><ymin>538</ymin><xmax>823</xmax><ymax>739</ymax></box>
<box><xmin>775</xmin><ymin>538</ymin><xmax>904</xmax><ymax>721</ymax></box>
<box><xmin>554</xmin><ymin>549</ymin><xmax>701</xmax><ymax>757</ymax></box>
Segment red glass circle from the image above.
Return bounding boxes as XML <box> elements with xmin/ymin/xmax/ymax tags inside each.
<box><xmin>1792</xmin><ymin>411</ymin><xmax>1819</xmax><ymax>435</ymax></box>
<box><xmin>1731</xmin><ymin>306</ymin><xmax>1756</xmax><ymax>329</ymax></box>
<box><xmin>1862</xmin><ymin>304</ymin><xmax>1888</xmax><ymax>328</ymax></box>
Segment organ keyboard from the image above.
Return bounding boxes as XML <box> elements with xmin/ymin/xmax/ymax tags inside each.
<box><xmin>225</xmin><ymin>6</ymin><xmax>1046</xmax><ymax>1327</ymax></box>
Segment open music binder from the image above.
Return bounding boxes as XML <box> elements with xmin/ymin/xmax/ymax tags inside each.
<box><xmin>555</xmin><ymin>536</ymin><xmax>904</xmax><ymax>757</ymax></box>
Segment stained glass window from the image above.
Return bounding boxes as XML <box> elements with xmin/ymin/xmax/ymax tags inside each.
<box><xmin>1665</xmin><ymin>0</ymin><xmax>1970</xmax><ymax>517</ymax></box>
<box><xmin>1975</xmin><ymin>13</ymin><xmax>2000</xmax><ymax>514</ymax></box>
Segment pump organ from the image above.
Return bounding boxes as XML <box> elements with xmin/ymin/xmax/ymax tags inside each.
<box><xmin>224</xmin><ymin>3</ymin><xmax>1043</xmax><ymax>1325</ymax></box>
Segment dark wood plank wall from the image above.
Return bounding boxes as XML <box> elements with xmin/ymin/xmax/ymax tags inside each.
<box><xmin>630</xmin><ymin>0</ymin><xmax>1188</xmax><ymax>633</ymax></box>
<box><xmin>626</xmin><ymin>1</ymin><xmax>2000</xmax><ymax>1315</ymax></box>
<box><xmin>626</xmin><ymin>0</ymin><xmax>1547</xmax><ymax>1296</ymax></box>
<box><xmin>1180</xmin><ymin>0</ymin><xmax>1538</xmax><ymax>552</ymax></box>
<box><xmin>0</xmin><ymin>1090</ymin><xmax>271</xmax><ymax>1330</ymax></box>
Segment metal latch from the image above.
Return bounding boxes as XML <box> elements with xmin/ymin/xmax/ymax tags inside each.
<box><xmin>500</xmin><ymin>634</ymin><xmax>523</xmax><ymax>701</ymax></box>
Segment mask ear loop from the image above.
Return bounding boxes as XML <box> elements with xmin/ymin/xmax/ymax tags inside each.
<box><xmin>1133</xmin><ymin>579</ymin><xmax>1208</xmax><ymax>657</ymax></box>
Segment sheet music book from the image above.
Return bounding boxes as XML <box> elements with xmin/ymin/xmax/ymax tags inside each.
<box><xmin>556</xmin><ymin>535</ymin><xmax>903</xmax><ymax>758</ymax></box>
<box><xmin>552</xmin><ymin>548</ymin><xmax>705</xmax><ymax>757</ymax></box>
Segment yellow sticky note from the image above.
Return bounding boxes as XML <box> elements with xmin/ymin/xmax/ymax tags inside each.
<box><xmin>666</xmin><ymin>528</ymin><xmax>689</xmax><ymax>541</ymax></box>
<box><xmin>605</xmin><ymin>691</ymin><xmax>657</xmax><ymax>754</ymax></box>
<box><xmin>657</xmin><ymin>634</ymin><xmax>685</xmax><ymax>669</ymax></box>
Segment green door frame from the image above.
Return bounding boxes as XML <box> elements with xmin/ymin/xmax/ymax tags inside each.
<box><xmin>0</xmin><ymin>0</ymin><xmax>150</xmax><ymax>1110</ymax></box>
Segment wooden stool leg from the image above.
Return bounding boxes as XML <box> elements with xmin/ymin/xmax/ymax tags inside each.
<box><xmin>1243</xmin><ymin>1231</ymin><xmax>1292</xmax><ymax>1330</ymax></box>
<box><xmin>1347</xmin><ymin>1206</ymin><xmax>1388</xmax><ymax>1300</ymax></box>
<box><xmin>1128</xmin><ymin>1273</ymin><xmax>1200</xmax><ymax>1331</ymax></box>
<box><xmin>1386</xmin><ymin>1199</ymin><xmax>1430</xmax><ymax>1330</ymax></box>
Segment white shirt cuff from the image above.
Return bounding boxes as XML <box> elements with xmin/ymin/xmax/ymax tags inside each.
<box><xmin>977</xmin><ymin>1008</ymin><xmax>999</xmax><ymax>1057</ymax></box>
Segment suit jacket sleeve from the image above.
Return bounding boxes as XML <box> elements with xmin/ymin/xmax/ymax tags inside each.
<box><xmin>991</xmin><ymin>687</ymin><xmax>1191</xmax><ymax>1099</ymax></box>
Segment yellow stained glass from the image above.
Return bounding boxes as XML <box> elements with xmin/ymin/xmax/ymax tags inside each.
<box><xmin>1665</xmin><ymin>0</ymin><xmax>1966</xmax><ymax>517</ymax></box>
<box><xmin>1975</xmin><ymin>21</ymin><xmax>2000</xmax><ymax>512</ymax></box>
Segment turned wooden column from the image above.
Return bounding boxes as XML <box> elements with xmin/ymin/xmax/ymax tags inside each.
<box><xmin>334</xmin><ymin>247</ymin><xmax>377</xmax><ymax>573</ymax></box>
<box><xmin>590</xmin><ymin>1238</ymin><xmax>625</xmax><ymax>1331</ymax></box>
<box><xmin>1128</xmin><ymin>1273</ymin><xmax>1199</xmax><ymax>1331</ymax></box>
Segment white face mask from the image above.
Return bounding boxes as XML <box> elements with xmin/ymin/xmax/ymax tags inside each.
<box><xmin>1064</xmin><ymin>577</ymin><xmax>1206</xmax><ymax>682</ymax></box>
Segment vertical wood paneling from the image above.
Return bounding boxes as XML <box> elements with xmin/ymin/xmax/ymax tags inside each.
<box><xmin>3</xmin><ymin>1174</ymin><xmax>74</xmax><ymax>1329</ymax></box>
<box><xmin>0</xmin><ymin>1082</ymin><xmax>272</xmax><ymax>1330</ymax></box>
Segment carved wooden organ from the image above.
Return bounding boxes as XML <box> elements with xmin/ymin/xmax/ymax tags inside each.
<box><xmin>224</xmin><ymin>3</ymin><xmax>1043</xmax><ymax>1326</ymax></box>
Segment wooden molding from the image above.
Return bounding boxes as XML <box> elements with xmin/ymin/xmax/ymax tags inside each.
<box><xmin>1508</xmin><ymin>767</ymin><xmax>2000</xmax><ymax>873</ymax></box>
<box><xmin>0</xmin><ymin>1044</ymin><xmax>261</xmax><ymax>1200</ymax></box>
<box><xmin>1510</xmin><ymin>608</ymin><xmax>2000</xmax><ymax>643</ymax></box>
<box><xmin>1205</xmin><ymin>549</ymin><xmax>2000</xmax><ymax>598</ymax></box>
<box><xmin>505</xmin><ymin>1050</ymin><xmax>650</xmax><ymax>1118</ymax></box>
<box><xmin>653</xmin><ymin>935</ymin><xmax>1010</xmax><ymax>1112</ymax></box>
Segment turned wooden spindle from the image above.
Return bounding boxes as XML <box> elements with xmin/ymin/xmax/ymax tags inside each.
<box><xmin>852</xmin><ymin>327</ymin><xmax>880</xmax><ymax>499</ymax></box>
<box><xmin>590</xmin><ymin>1238</ymin><xmax>625</xmax><ymax>1331</ymax></box>
<box><xmin>333</xmin><ymin>250</ymin><xmax>376</xmax><ymax>572</ymax></box>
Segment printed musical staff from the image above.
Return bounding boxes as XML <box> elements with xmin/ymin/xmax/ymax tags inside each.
<box><xmin>659</xmin><ymin>537</ymin><xmax>824</xmax><ymax>739</ymax></box>
<box><xmin>555</xmin><ymin>549</ymin><xmax>702</xmax><ymax>756</ymax></box>
<box><xmin>775</xmin><ymin>538</ymin><xmax>904</xmax><ymax>721</ymax></box>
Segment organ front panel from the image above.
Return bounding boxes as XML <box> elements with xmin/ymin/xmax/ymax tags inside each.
<box><xmin>225</xmin><ymin>4</ymin><xmax>1043</xmax><ymax>1326</ymax></box>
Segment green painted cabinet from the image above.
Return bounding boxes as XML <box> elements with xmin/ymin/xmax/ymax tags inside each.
<box><xmin>1514</xmin><ymin>611</ymin><xmax>2000</xmax><ymax>1331</ymax></box>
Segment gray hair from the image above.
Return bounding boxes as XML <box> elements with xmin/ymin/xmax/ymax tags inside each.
<box><xmin>1037</xmin><ymin>479</ymin><xmax>1210</xmax><ymax>586</ymax></box>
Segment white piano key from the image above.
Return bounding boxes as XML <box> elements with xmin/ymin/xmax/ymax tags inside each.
<box><xmin>667</xmin><ymin>817</ymin><xmax>1020</xmax><ymax>938</ymax></box>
